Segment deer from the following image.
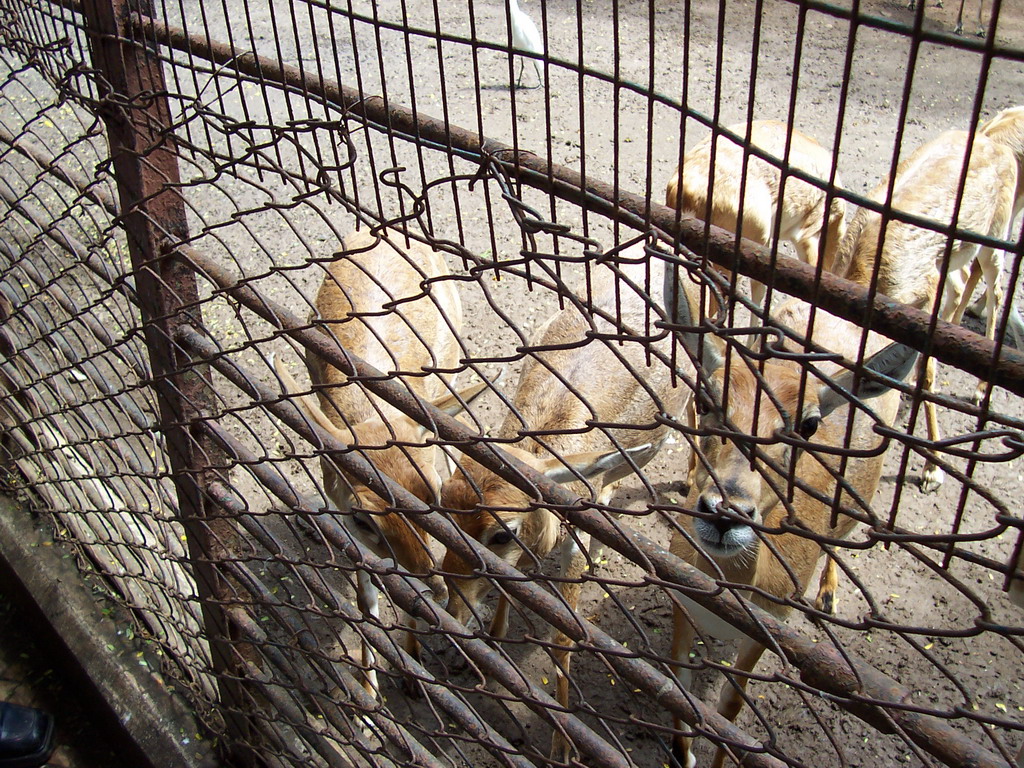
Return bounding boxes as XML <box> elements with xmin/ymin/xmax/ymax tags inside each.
<box><xmin>835</xmin><ymin>116</ymin><xmax>1024</xmax><ymax>492</ymax></box>
<box><xmin>959</xmin><ymin>106</ymin><xmax>1024</xmax><ymax>315</ymax></box>
<box><xmin>662</xmin><ymin>265</ymin><xmax>918</xmax><ymax>768</ymax></box>
<box><xmin>271</xmin><ymin>228</ymin><xmax>491</xmax><ymax>699</ymax></box>
<box><xmin>665</xmin><ymin>120</ymin><xmax>848</xmax><ymax>316</ymax></box>
<box><xmin>440</xmin><ymin>242</ymin><xmax>689</xmax><ymax>761</ymax></box>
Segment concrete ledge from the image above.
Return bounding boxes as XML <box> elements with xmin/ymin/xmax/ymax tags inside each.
<box><xmin>0</xmin><ymin>494</ymin><xmax>219</xmax><ymax>768</ymax></box>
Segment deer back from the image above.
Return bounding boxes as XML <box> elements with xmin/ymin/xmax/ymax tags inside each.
<box><xmin>666</xmin><ymin>120</ymin><xmax>845</xmax><ymax>269</ymax></box>
<box><xmin>441</xmin><ymin>246</ymin><xmax>689</xmax><ymax>583</ymax></box>
<box><xmin>309</xmin><ymin>228</ymin><xmax>463</xmax><ymax>427</ymax></box>
<box><xmin>501</xmin><ymin>252</ymin><xmax>683</xmax><ymax>453</ymax></box>
<box><xmin>303</xmin><ymin>229</ymin><xmax>463</xmax><ymax>579</ymax></box>
<box><xmin>838</xmin><ymin>130</ymin><xmax>1018</xmax><ymax>308</ymax></box>
<box><xmin>980</xmin><ymin>105</ymin><xmax>1024</xmax><ymax>214</ymax></box>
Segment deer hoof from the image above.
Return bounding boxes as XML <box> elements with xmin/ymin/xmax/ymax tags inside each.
<box><xmin>816</xmin><ymin>589</ymin><xmax>835</xmax><ymax>615</ymax></box>
<box><xmin>921</xmin><ymin>464</ymin><xmax>944</xmax><ymax>494</ymax></box>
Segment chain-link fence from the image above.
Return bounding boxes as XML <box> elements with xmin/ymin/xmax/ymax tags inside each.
<box><xmin>0</xmin><ymin>0</ymin><xmax>1022</xmax><ymax>766</ymax></box>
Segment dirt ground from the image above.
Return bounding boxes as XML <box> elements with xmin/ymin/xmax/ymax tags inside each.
<box><xmin>8</xmin><ymin>0</ymin><xmax>1024</xmax><ymax>766</ymax></box>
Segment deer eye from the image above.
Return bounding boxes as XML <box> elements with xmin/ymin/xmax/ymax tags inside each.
<box><xmin>798</xmin><ymin>415</ymin><xmax>821</xmax><ymax>440</ymax></box>
<box><xmin>351</xmin><ymin>512</ymin><xmax>377</xmax><ymax>535</ymax></box>
<box><xmin>488</xmin><ymin>529</ymin><xmax>516</xmax><ymax>547</ymax></box>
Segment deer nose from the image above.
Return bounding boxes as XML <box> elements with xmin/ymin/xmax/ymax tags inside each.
<box><xmin>696</xmin><ymin>494</ymin><xmax>719</xmax><ymax>519</ymax></box>
<box><xmin>697</xmin><ymin>495</ymin><xmax>757</xmax><ymax>529</ymax></box>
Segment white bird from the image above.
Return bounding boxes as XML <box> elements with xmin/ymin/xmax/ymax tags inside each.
<box><xmin>508</xmin><ymin>0</ymin><xmax>543</xmax><ymax>89</ymax></box>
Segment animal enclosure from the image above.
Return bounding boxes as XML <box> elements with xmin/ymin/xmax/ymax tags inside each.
<box><xmin>0</xmin><ymin>0</ymin><xmax>1022</xmax><ymax>766</ymax></box>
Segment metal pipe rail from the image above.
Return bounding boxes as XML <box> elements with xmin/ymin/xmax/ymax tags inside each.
<box><xmin>3</xmin><ymin>2</ymin><xmax>1018</xmax><ymax>765</ymax></box>
<box><xmin>205</xmin><ymin>470</ymin><xmax>539</xmax><ymax>768</ymax></box>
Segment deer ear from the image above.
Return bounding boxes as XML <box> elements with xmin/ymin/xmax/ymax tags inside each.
<box><xmin>410</xmin><ymin>369</ymin><xmax>503</xmax><ymax>437</ymax></box>
<box><xmin>538</xmin><ymin>443</ymin><xmax>653</xmax><ymax>485</ymax></box>
<box><xmin>270</xmin><ymin>352</ymin><xmax>356</xmax><ymax>445</ymax></box>
<box><xmin>663</xmin><ymin>263</ymin><xmax>724</xmax><ymax>374</ymax></box>
<box><xmin>818</xmin><ymin>342</ymin><xmax>918</xmax><ymax>418</ymax></box>
<box><xmin>431</xmin><ymin>369</ymin><xmax>502</xmax><ymax>415</ymax></box>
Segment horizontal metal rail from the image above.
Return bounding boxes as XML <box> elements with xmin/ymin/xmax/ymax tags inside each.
<box><xmin>206</xmin><ymin>465</ymin><xmax>565</xmax><ymax>768</ymax></box>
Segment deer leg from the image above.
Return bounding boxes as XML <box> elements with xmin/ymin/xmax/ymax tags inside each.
<box><xmin>950</xmin><ymin>262</ymin><xmax>983</xmax><ymax>325</ymax></box>
<box><xmin>549</xmin><ymin>532</ymin><xmax>591</xmax><ymax>762</ymax></box>
<box><xmin>670</xmin><ymin>603</ymin><xmax>698</xmax><ymax>768</ymax></box>
<box><xmin>488</xmin><ymin>550</ymin><xmax>535</xmax><ymax>640</ymax></box>
<box><xmin>814</xmin><ymin>554</ymin><xmax>839</xmax><ymax>614</ymax></box>
<box><xmin>794</xmin><ymin>232</ymin><xmax>822</xmax><ymax>271</ymax></box>
<box><xmin>710</xmin><ymin>639</ymin><xmax>768</xmax><ymax>768</ymax></box>
<box><xmin>960</xmin><ymin>250</ymin><xmax>1024</xmax><ymax>351</ymax></box>
<box><xmin>1006</xmin><ymin>307</ymin><xmax>1024</xmax><ymax>352</ymax></box>
<box><xmin>745</xmin><ymin>279</ymin><xmax>770</xmax><ymax>348</ymax></box>
<box><xmin>488</xmin><ymin>594</ymin><xmax>512</xmax><ymax>639</ymax></box>
<box><xmin>920</xmin><ymin>356</ymin><xmax>945</xmax><ymax>493</ymax></box>
<box><xmin>685</xmin><ymin>396</ymin><xmax>699</xmax><ymax>493</ymax></box>
<box><xmin>356</xmin><ymin>570</ymin><xmax>381</xmax><ymax>699</ymax></box>
<box><xmin>974</xmin><ymin>249</ymin><xmax>1004</xmax><ymax>403</ymax></box>
<box><xmin>401</xmin><ymin>616</ymin><xmax>424</xmax><ymax>698</ymax></box>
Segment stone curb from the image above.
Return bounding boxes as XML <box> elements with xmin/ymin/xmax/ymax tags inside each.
<box><xmin>0</xmin><ymin>494</ymin><xmax>219</xmax><ymax>768</ymax></box>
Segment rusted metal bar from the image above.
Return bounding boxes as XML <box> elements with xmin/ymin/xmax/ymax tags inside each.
<box><xmin>133</xmin><ymin>13</ymin><xmax>1024</xmax><ymax>397</ymax></box>
<box><xmin>177</xmin><ymin>248</ymin><xmax>1010</xmax><ymax>768</ymax></box>
<box><xmin>0</xmin><ymin>240</ymin><xmax>151</xmax><ymax>383</ymax></box>
<box><xmin>226</xmin><ymin>603</ymin><xmax>432</xmax><ymax>768</ymax></box>
<box><xmin>177</xmin><ymin>325</ymin><xmax>788</xmax><ymax>768</ymax></box>
<box><xmin>0</xmin><ymin>124</ymin><xmax>120</xmax><ymax>216</ymax></box>
<box><xmin>222</xmin><ymin>632</ymin><xmax>359</xmax><ymax>768</ymax></box>
<box><xmin>205</xmin><ymin>480</ymin><xmax>538</xmax><ymax>768</ymax></box>
<box><xmin>76</xmin><ymin>0</ymin><xmax>252</xmax><ymax>761</ymax></box>
<box><xmin>574</xmin><ymin>510</ymin><xmax>1011</xmax><ymax>768</ymax></box>
<box><xmin>0</xmin><ymin>185</ymin><xmax>137</xmax><ymax>302</ymax></box>
<box><xmin>174</xmin><ymin>327</ymin><xmax>645</xmax><ymax>768</ymax></box>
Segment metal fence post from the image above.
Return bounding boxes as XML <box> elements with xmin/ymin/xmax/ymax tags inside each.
<box><xmin>78</xmin><ymin>0</ymin><xmax>254</xmax><ymax>760</ymax></box>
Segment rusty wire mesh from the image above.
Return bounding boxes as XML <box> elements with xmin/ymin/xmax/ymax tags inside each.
<box><xmin>0</xmin><ymin>0</ymin><xmax>1022</xmax><ymax>766</ymax></box>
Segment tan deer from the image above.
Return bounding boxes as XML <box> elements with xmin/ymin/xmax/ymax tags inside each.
<box><xmin>665</xmin><ymin>120</ymin><xmax>848</xmax><ymax>313</ymax></box>
<box><xmin>662</xmin><ymin>270</ymin><xmax>917</xmax><ymax>768</ymax></box>
<box><xmin>956</xmin><ymin>106</ymin><xmax>1024</xmax><ymax>319</ymax></box>
<box><xmin>272</xmin><ymin>228</ymin><xmax>490</xmax><ymax>698</ymax></box>
<box><xmin>440</xmin><ymin>243</ymin><xmax>689</xmax><ymax>761</ymax></box>
<box><xmin>836</xmin><ymin>118</ymin><xmax>1024</xmax><ymax>492</ymax></box>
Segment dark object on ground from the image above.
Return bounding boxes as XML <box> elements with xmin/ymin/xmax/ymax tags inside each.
<box><xmin>0</xmin><ymin>702</ymin><xmax>55</xmax><ymax>768</ymax></box>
